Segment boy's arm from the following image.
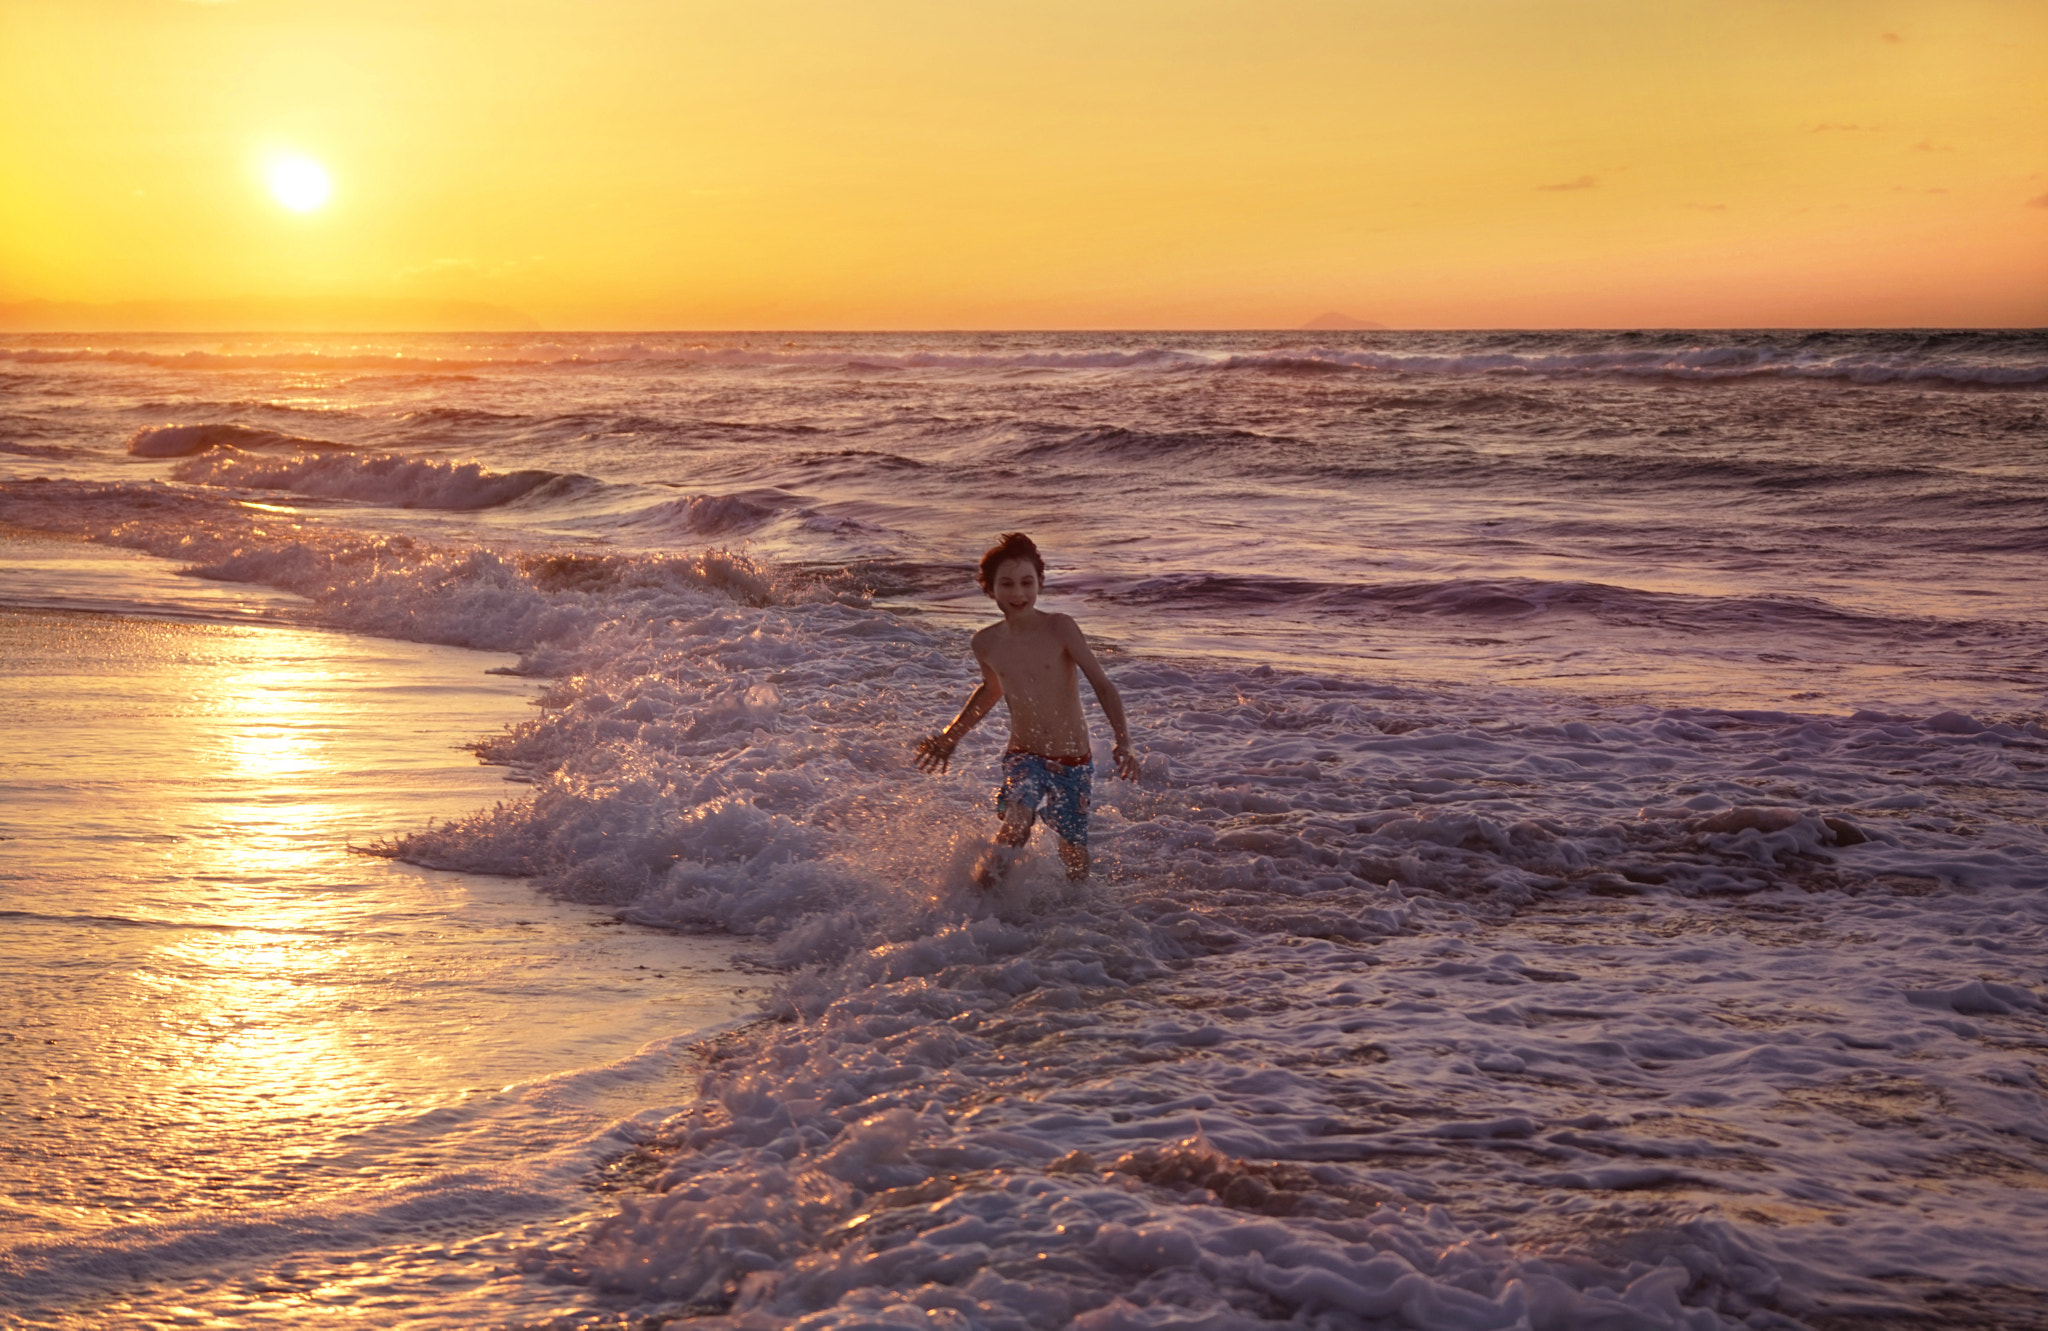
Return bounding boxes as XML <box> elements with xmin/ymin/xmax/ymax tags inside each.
<box><xmin>914</xmin><ymin>653</ymin><xmax>1003</xmax><ymax>774</ymax></box>
<box><xmin>1057</xmin><ymin>617</ymin><xmax>1140</xmax><ymax>780</ymax></box>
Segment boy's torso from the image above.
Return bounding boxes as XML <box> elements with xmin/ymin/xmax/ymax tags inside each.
<box><xmin>975</xmin><ymin>612</ymin><xmax>1091</xmax><ymax>761</ymax></box>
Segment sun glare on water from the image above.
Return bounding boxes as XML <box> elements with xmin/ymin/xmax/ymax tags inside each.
<box><xmin>267</xmin><ymin>155</ymin><xmax>332</xmax><ymax>212</ymax></box>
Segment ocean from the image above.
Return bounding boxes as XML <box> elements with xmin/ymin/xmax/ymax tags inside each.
<box><xmin>2</xmin><ymin>329</ymin><xmax>2045</xmax><ymax>1329</ymax></box>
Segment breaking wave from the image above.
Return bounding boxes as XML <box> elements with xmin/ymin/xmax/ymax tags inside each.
<box><xmin>167</xmin><ymin>448</ymin><xmax>582</xmax><ymax>510</ymax></box>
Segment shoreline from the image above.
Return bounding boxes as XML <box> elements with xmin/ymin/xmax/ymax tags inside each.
<box><xmin>0</xmin><ymin>572</ymin><xmax>769</xmax><ymax>1324</ymax></box>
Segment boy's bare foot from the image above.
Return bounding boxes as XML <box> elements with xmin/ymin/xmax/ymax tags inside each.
<box><xmin>973</xmin><ymin>844</ymin><xmax>1018</xmax><ymax>890</ymax></box>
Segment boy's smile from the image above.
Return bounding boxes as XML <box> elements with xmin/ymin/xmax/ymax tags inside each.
<box><xmin>989</xmin><ymin>557</ymin><xmax>1041</xmax><ymax>619</ymax></box>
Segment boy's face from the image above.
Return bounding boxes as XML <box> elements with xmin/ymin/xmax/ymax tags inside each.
<box><xmin>988</xmin><ymin>557</ymin><xmax>1041</xmax><ymax>617</ymax></box>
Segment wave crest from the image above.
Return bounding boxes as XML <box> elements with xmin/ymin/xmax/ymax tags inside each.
<box><xmin>169</xmin><ymin>448</ymin><xmax>577</xmax><ymax>510</ymax></box>
<box><xmin>626</xmin><ymin>492</ymin><xmax>789</xmax><ymax>538</ymax></box>
<box><xmin>128</xmin><ymin>423</ymin><xmax>343</xmax><ymax>457</ymax></box>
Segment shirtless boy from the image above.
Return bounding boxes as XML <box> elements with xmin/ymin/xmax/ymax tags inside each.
<box><xmin>914</xmin><ymin>532</ymin><xmax>1139</xmax><ymax>881</ymax></box>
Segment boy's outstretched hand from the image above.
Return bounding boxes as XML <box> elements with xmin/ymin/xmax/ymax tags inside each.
<box><xmin>914</xmin><ymin>733</ymin><xmax>957</xmax><ymax>774</ymax></box>
<box><xmin>1111</xmin><ymin>742</ymin><xmax>1141</xmax><ymax>781</ymax></box>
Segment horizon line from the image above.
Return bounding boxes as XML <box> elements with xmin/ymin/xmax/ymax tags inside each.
<box><xmin>5</xmin><ymin>324</ymin><xmax>2044</xmax><ymax>336</ymax></box>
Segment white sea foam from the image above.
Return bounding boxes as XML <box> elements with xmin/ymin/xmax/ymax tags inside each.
<box><xmin>390</xmin><ymin>553</ymin><xmax>2040</xmax><ymax>1328</ymax></box>
<box><xmin>12</xmin><ymin>497</ymin><xmax>2030</xmax><ymax>1326</ymax></box>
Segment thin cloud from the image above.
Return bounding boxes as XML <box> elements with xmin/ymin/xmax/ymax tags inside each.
<box><xmin>1537</xmin><ymin>175</ymin><xmax>1597</xmax><ymax>192</ymax></box>
<box><xmin>2029</xmin><ymin>192</ymin><xmax>2048</xmax><ymax>209</ymax></box>
<box><xmin>1683</xmin><ymin>203</ymin><xmax>1728</xmax><ymax>212</ymax></box>
<box><xmin>1881</xmin><ymin>32</ymin><xmax>1903</xmax><ymax>43</ymax></box>
<box><xmin>1912</xmin><ymin>139</ymin><xmax>1953</xmax><ymax>152</ymax></box>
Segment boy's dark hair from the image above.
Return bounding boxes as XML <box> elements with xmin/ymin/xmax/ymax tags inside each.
<box><xmin>977</xmin><ymin>531</ymin><xmax>1045</xmax><ymax>594</ymax></box>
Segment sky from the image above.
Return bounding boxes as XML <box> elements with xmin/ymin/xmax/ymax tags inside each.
<box><xmin>1</xmin><ymin>0</ymin><xmax>2043</xmax><ymax>330</ymax></box>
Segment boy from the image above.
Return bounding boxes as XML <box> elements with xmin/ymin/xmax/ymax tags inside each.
<box><xmin>914</xmin><ymin>532</ymin><xmax>1139</xmax><ymax>882</ymax></box>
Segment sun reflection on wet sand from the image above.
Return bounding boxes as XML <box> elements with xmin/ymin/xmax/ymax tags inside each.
<box><xmin>218</xmin><ymin>683</ymin><xmax>330</xmax><ymax>784</ymax></box>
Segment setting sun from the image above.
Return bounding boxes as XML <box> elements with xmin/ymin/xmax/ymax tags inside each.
<box><xmin>266</xmin><ymin>154</ymin><xmax>331</xmax><ymax>213</ymax></box>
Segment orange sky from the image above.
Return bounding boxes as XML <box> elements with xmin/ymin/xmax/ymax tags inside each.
<box><xmin>2</xmin><ymin>0</ymin><xmax>2043</xmax><ymax>329</ymax></box>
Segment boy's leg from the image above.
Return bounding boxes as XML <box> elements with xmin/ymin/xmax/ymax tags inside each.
<box><xmin>1039</xmin><ymin>760</ymin><xmax>1092</xmax><ymax>882</ymax></box>
<box><xmin>995</xmin><ymin>804</ymin><xmax>1035</xmax><ymax>847</ymax></box>
<box><xmin>976</xmin><ymin>805</ymin><xmax>1035</xmax><ymax>888</ymax></box>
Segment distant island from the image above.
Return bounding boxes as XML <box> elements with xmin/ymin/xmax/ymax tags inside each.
<box><xmin>1300</xmin><ymin>312</ymin><xmax>1390</xmax><ymax>330</ymax></box>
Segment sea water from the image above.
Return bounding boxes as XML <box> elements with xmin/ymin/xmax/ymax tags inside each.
<box><xmin>1</xmin><ymin>331</ymin><xmax>2044</xmax><ymax>1328</ymax></box>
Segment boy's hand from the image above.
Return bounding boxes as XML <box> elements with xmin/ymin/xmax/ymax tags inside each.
<box><xmin>1111</xmin><ymin>741</ymin><xmax>1141</xmax><ymax>781</ymax></box>
<box><xmin>914</xmin><ymin>733</ymin><xmax>957</xmax><ymax>774</ymax></box>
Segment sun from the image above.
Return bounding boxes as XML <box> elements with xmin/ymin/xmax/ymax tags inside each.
<box><xmin>267</xmin><ymin>155</ymin><xmax>332</xmax><ymax>213</ymax></box>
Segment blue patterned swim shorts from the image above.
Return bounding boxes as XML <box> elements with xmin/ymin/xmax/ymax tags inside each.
<box><xmin>995</xmin><ymin>751</ymin><xmax>1094</xmax><ymax>848</ymax></box>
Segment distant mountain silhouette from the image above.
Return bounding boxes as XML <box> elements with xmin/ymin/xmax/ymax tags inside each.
<box><xmin>1300</xmin><ymin>312</ymin><xmax>1389</xmax><ymax>330</ymax></box>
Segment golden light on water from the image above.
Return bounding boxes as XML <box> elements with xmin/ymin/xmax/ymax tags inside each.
<box><xmin>266</xmin><ymin>154</ymin><xmax>333</xmax><ymax>213</ymax></box>
<box><xmin>220</xmin><ymin>664</ymin><xmax>330</xmax><ymax>782</ymax></box>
